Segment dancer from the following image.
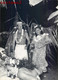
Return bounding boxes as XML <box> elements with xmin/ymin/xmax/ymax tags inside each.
<box><xmin>14</xmin><ymin>22</ymin><xmax>29</xmax><ymax>60</ymax></box>
<box><xmin>31</xmin><ymin>24</ymin><xmax>52</xmax><ymax>74</ymax></box>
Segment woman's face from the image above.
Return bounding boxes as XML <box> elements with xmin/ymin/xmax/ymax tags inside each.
<box><xmin>35</xmin><ymin>28</ymin><xmax>41</xmax><ymax>35</ymax></box>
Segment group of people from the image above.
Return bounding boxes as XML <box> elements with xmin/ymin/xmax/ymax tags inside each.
<box><xmin>4</xmin><ymin>21</ymin><xmax>52</xmax><ymax>80</ymax></box>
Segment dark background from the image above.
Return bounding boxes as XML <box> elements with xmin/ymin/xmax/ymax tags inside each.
<box><xmin>0</xmin><ymin>0</ymin><xmax>58</xmax><ymax>31</ymax></box>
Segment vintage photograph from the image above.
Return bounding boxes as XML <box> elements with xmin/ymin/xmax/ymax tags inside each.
<box><xmin>0</xmin><ymin>0</ymin><xmax>58</xmax><ymax>80</ymax></box>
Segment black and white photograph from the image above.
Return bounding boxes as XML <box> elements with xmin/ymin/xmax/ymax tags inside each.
<box><xmin>0</xmin><ymin>0</ymin><xmax>58</xmax><ymax>80</ymax></box>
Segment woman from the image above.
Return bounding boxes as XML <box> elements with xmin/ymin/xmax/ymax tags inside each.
<box><xmin>31</xmin><ymin>24</ymin><xmax>52</xmax><ymax>74</ymax></box>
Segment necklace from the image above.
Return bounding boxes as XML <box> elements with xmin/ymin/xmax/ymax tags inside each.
<box><xmin>16</xmin><ymin>29</ymin><xmax>24</xmax><ymax>43</ymax></box>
